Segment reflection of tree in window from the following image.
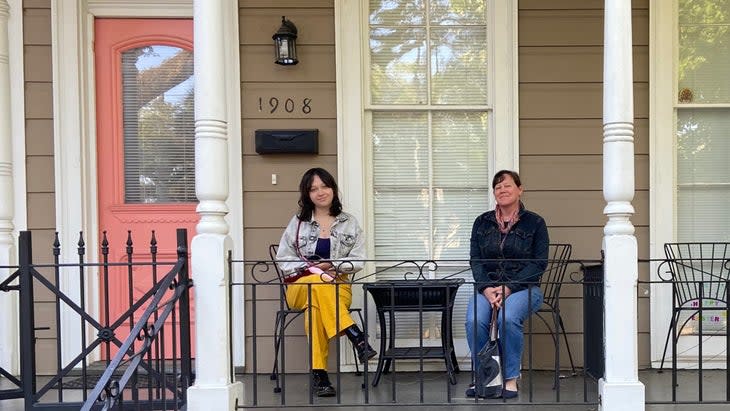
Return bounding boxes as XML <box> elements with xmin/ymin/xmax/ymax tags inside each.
<box><xmin>369</xmin><ymin>0</ymin><xmax>487</xmax><ymax>105</ymax></box>
<box><xmin>122</xmin><ymin>46</ymin><xmax>195</xmax><ymax>203</ymax></box>
<box><xmin>678</xmin><ymin>0</ymin><xmax>730</xmax><ymax>103</ymax></box>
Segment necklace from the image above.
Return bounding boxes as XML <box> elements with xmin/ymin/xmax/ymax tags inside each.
<box><xmin>315</xmin><ymin>215</ymin><xmax>335</xmax><ymax>237</ymax></box>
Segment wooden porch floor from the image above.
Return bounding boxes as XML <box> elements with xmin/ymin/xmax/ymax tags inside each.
<box><xmin>1</xmin><ymin>369</ymin><xmax>727</xmax><ymax>410</ymax></box>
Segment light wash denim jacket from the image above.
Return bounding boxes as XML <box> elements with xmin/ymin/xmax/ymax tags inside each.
<box><xmin>275</xmin><ymin>212</ymin><xmax>366</xmax><ymax>278</ymax></box>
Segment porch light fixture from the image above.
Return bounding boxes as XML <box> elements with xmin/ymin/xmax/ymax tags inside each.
<box><xmin>273</xmin><ymin>16</ymin><xmax>298</xmax><ymax>66</ymax></box>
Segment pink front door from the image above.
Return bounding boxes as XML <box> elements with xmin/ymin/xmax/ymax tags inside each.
<box><xmin>95</xmin><ymin>18</ymin><xmax>197</xmax><ymax>357</ymax></box>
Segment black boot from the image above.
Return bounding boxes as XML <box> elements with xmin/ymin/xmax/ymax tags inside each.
<box><xmin>344</xmin><ymin>325</ymin><xmax>377</xmax><ymax>363</ymax></box>
<box><xmin>312</xmin><ymin>369</ymin><xmax>336</xmax><ymax>397</ymax></box>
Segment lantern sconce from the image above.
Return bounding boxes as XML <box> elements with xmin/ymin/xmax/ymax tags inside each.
<box><xmin>273</xmin><ymin>16</ymin><xmax>298</xmax><ymax>66</ymax></box>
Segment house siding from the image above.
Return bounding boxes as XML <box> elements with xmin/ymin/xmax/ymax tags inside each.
<box><xmin>518</xmin><ymin>0</ymin><xmax>651</xmax><ymax>368</ymax></box>
<box><xmin>239</xmin><ymin>0</ymin><xmax>337</xmax><ymax>373</ymax></box>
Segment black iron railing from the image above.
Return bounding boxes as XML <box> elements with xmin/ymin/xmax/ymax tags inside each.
<box><xmin>2</xmin><ymin>229</ymin><xmax>193</xmax><ymax>411</ymax></box>
<box><xmin>231</xmin><ymin>253</ymin><xmax>604</xmax><ymax>408</ymax></box>
<box><xmin>4</xmin><ymin>238</ymin><xmax>730</xmax><ymax>409</ymax></box>
<box><xmin>230</xmin><ymin>253</ymin><xmax>730</xmax><ymax>408</ymax></box>
<box><xmin>0</xmin><ymin>262</ymin><xmax>23</xmax><ymax>402</ymax></box>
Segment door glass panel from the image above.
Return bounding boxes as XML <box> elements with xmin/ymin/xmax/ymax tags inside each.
<box><xmin>122</xmin><ymin>45</ymin><xmax>195</xmax><ymax>203</ymax></box>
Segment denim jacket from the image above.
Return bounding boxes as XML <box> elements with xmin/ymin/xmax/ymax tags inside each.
<box><xmin>275</xmin><ymin>212</ymin><xmax>366</xmax><ymax>277</ymax></box>
<box><xmin>470</xmin><ymin>202</ymin><xmax>549</xmax><ymax>293</ymax></box>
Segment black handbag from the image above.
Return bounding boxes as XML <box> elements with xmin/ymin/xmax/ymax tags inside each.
<box><xmin>475</xmin><ymin>309</ymin><xmax>503</xmax><ymax>399</ymax></box>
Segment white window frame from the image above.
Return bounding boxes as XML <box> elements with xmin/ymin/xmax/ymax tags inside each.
<box><xmin>51</xmin><ymin>0</ymin><xmax>244</xmax><ymax>367</ymax></box>
<box><xmin>650</xmin><ymin>0</ymin><xmax>727</xmax><ymax>368</ymax></box>
<box><xmin>335</xmin><ymin>0</ymin><xmax>518</xmax><ymax>369</ymax></box>
<box><xmin>336</xmin><ymin>0</ymin><xmax>519</xmax><ymax>248</ymax></box>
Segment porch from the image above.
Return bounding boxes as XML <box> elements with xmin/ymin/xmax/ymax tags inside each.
<box><xmin>1</xmin><ymin>230</ymin><xmax>728</xmax><ymax>410</ymax></box>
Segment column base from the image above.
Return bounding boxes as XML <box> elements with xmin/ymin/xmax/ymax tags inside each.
<box><xmin>599</xmin><ymin>378</ymin><xmax>644</xmax><ymax>411</ymax></box>
<box><xmin>0</xmin><ymin>242</ymin><xmax>18</xmax><ymax>374</ymax></box>
<box><xmin>187</xmin><ymin>381</ymin><xmax>243</xmax><ymax>411</ymax></box>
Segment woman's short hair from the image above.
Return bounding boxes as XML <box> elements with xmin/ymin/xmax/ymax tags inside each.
<box><xmin>492</xmin><ymin>169</ymin><xmax>522</xmax><ymax>189</ymax></box>
<box><xmin>297</xmin><ymin>167</ymin><xmax>343</xmax><ymax>221</ymax></box>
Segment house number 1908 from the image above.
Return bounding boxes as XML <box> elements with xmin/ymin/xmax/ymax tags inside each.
<box><xmin>258</xmin><ymin>97</ymin><xmax>312</xmax><ymax>114</ymax></box>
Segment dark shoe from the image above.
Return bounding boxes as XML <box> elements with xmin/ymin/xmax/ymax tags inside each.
<box><xmin>355</xmin><ymin>340</ymin><xmax>377</xmax><ymax>363</ymax></box>
<box><xmin>501</xmin><ymin>389</ymin><xmax>518</xmax><ymax>399</ymax></box>
<box><xmin>465</xmin><ymin>384</ymin><xmax>476</xmax><ymax>398</ymax></box>
<box><xmin>345</xmin><ymin>325</ymin><xmax>377</xmax><ymax>363</ymax></box>
<box><xmin>314</xmin><ymin>384</ymin><xmax>336</xmax><ymax>397</ymax></box>
<box><xmin>312</xmin><ymin>370</ymin><xmax>336</xmax><ymax>397</ymax></box>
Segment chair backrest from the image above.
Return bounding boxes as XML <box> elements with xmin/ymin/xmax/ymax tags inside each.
<box><xmin>664</xmin><ymin>242</ymin><xmax>730</xmax><ymax>308</ymax></box>
<box><xmin>540</xmin><ymin>243</ymin><xmax>572</xmax><ymax>310</ymax></box>
<box><xmin>269</xmin><ymin>244</ymin><xmax>291</xmax><ymax>309</ymax></box>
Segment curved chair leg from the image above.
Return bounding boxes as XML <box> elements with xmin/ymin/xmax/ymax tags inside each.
<box><xmin>271</xmin><ymin>312</ymin><xmax>288</xmax><ymax>393</ymax></box>
<box><xmin>551</xmin><ymin>311</ymin><xmax>561</xmax><ymax>390</ymax></box>
<box><xmin>271</xmin><ymin>312</ymin><xmax>283</xmax><ymax>381</ymax></box>
<box><xmin>557</xmin><ymin>314</ymin><xmax>576</xmax><ymax>375</ymax></box>
<box><xmin>658</xmin><ymin>311</ymin><xmax>680</xmax><ymax>372</ymax></box>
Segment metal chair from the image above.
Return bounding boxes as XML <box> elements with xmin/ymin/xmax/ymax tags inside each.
<box><xmin>659</xmin><ymin>242</ymin><xmax>730</xmax><ymax>371</ymax></box>
<box><xmin>268</xmin><ymin>244</ymin><xmax>365</xmax><ymax>393</ymax></box>
<box><xmin>535</xmin><ymin>243</ymin><xmax>576</xmax><ymax>387</ymax></box>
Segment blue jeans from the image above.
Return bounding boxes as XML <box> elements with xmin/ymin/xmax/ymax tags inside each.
<box><xmin>464</xmin><ymin>286</ymin><xmax>543</xmax><ymax>380</ymax></box>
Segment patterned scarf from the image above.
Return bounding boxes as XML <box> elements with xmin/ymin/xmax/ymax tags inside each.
<box><xmin>495</xmin><ymin>205</ymin><xmax>520</xmax><ymax>234</ymax></box>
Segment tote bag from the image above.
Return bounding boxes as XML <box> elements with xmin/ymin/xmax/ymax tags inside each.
<box><xmin>475</xmin><ymin>309</ymin><xmax>503</xmax><ymax>399</ymax></box>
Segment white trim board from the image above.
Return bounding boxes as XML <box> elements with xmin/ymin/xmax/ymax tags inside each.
<box><xmin>51</xmin><ymin>0</ymin><xmax>244</xmax><ymax>367</ymax></box>
<box><xmin>649</xmin><ymin>0</ymin><xmax>676</xmax><ymax>366</ymax></box>
<box><xmin>0</xmin><ymin>0</ymin><xmax>27</xmax><ymax>377</ymax></box>
<box><xmin>9</xmin><ymin>0</ymin><xmax>25</xmax><ymax>239</ymax></box>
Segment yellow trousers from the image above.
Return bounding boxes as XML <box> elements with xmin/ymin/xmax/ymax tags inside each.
<box><xmin>285</xmin><ymin>274</ymin><xmax>354</xmax><ymax>370</ymax></box>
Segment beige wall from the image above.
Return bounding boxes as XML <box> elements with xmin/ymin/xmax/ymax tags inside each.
<box><xmin>518</xmin><ymin>0</ymin><xmax>651</xmax><ymax>368</ymax></box>
<box><xmin>23</xmin><ymin>0</ymin><xmax>58</xmax><ymax>374</ymax></box>
<box><xmin>239</xmin><ymin>0</ymin><xmax>337</xmax><ymax>373</ymax></box>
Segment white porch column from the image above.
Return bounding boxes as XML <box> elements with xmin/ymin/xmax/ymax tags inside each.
<box><xmin>0</xmin><ymin>0</ymin><xmax>18</xmax><ymax>376</ymax></box>
<box><xmin>186</xmin><ymin>1</ymin><xmax>243</xmax><ymax>410</ymax></box>
<box><xmin>599</xmin><ymin>0</ymin><xmax>645</xmax><ymax>410</ymax></box>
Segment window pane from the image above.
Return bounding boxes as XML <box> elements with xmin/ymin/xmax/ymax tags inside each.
<box><xmin>122</xmin><ymin>45</ymin><xmax>195</xmax><ymax>203</ymax></box>
<box><xmin>678</xmin><ymin>186</ymin><xmax>730</xmax><ymax>241</ymax></box>
<box><xmin>677</xmin><ymin>109</ymin><xmax>730</xmax><ymax>242</ymax></box>
<box><xmin>370</xmin><ymin>28</ymin><xmax>428</xmax><ymax>104</ymax></box>
<box><xmin>429</xmin><ymin>0</ymin><xmax>487</xmax><ymax>25</ymax></box>
<box><xmin>373</xmin><ymin>189</ymin><xmax>431</xmax><ymax>259</ymax></box>
<box><xmin>369</xmin><ymin>0</ymin><xmax>425</xmax><ymax>25</ymax></box>
<box><xmin>373</xmin><ymin>112</ymin><xmax>429</xmax><ymax>186</ymax></box>
<box><xmin>678</xmin><ymin>1</ymin><xmax>730</xmax><ymax>103</ymax></box>
<box><xmin>432</xmin><ymin>111</ymin><xmax>488</xmax><ymax>186</ymax></box>
<box><xmin>433</xmin><ymin>189</ymin><xmax>488</xmax><ymax>260</ymax></box>
<box><xmin>677</xmin><ymin>109</ymin><xmax>730</xmax><ymax>185</ymax></box>
<box><xmin>430</xmin><ymin>27</ymin><xmax>487</xmax><ymax>104</ymax></box>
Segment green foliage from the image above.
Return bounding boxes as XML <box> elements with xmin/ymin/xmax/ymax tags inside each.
<box><xmin>678</xmin><ymin>0</ymin><xmax>730</xmax><ymax>101</ymax></box>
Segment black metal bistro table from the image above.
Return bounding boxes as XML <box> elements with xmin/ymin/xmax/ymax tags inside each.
<box><xmin>363</xmin><ymin>278</ymin><xmax>464</xmax><ymax>387</ymax></box>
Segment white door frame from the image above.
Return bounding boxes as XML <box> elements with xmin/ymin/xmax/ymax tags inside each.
<box><xmin>51</xmin><ymin>0</ymin><xmax>244</xmax><ymax>367</ymax></box>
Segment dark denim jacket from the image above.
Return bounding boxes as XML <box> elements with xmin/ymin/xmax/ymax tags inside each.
<box><xmin>470</xmin><ymin>202</ymin><xmax>549</xmax><ymax>293</ymax></box>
